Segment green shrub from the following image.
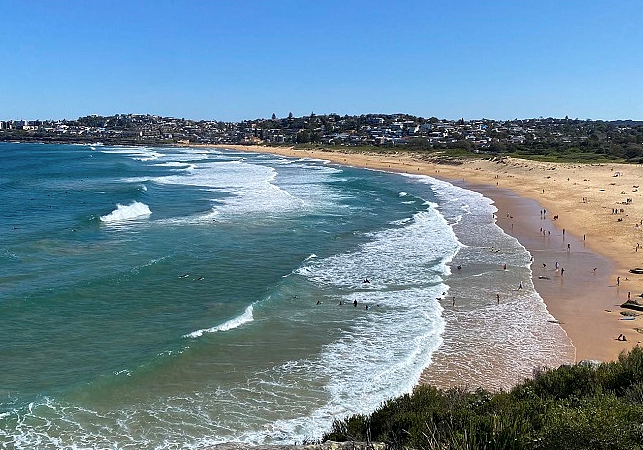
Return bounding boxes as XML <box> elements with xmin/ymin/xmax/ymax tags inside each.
<box><xmin>323</xmin><ymin>349</ymin><xmax>643</xmax><ymax>449</ymax></box>
<box><xmin>533</xmin><ymin>396</ymin><xmax>643</xmax><ymax>450</ymax></box>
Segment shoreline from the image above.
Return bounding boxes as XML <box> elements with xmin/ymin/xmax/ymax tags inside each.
<box><xmin>206</xmin><ymin>144</ymin><xmax>642</xmax><ymax>366</ymax></box>
<box><xmin>464</xmin><ymin>183</ymin><xmax>619</xmax><ymax>361</ymax></box>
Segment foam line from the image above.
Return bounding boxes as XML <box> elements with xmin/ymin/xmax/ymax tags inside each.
<box><xmin>184</xmin><ymin>305</ymin><xmax>254</xmax><ymax>338</ymax></box>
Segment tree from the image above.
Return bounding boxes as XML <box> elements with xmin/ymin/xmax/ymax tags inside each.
<box><xmin>296</xmin><ymin>130</ymin><xmax>311</xmax><ymax>143</ymax></box>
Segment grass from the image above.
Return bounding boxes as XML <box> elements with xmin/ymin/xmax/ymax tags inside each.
<box><xmin>270</xmin><ymin>143</ymin><xmax>635</xmax><ymax>165</ymax></box>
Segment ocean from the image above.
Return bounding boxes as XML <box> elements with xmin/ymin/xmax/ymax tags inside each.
<box><xmin>0</xmin><ymin>142</ymin><xmax>573</xmax><ymax>449</ymax></box>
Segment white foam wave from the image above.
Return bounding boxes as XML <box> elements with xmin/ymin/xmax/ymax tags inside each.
<box><xmin>136</xmin><ymin>151</ymin><xmax>164</xmax><ymax>161</ymax></box>
<box><xmin>297</xmin><ymin>208</ymin><xmax>460</xmax><ymax>289</ymax></box>
<box><xmin>401</xmin><ymin>173</ymin><xmax>574</xmax><ymax>388</ymax></box>
<box><xmin>184</xmin><ymin>305</ymin><xmax>254</xmax><ymax>338</ymax></box>
<box><xmin>104</xmin><ymin>149</ymin><xmax>351</xmax><ymax>225</ymax></box>
<box><xmin>157</xmin><ymin>161</ymin><xmax>193</xmax><ymax>168</ymax></box>
<box><xmin>429</xmin><ymin>292</ymin><xmax>574</xmax><ymax>389</ymax></box>
<box><xmin>230</xmin><ymin>284</ymin><xmax>449</xmax><ymax>444</ymax></box>
<box><xmin>271</xmin><ymin>205</ymin><xmax>459</xmax><ymax>441</ymax></box>
<box><xmin>100</xmin><ymin>201</ymin><xmax>151</xmax><ymax>222</ymax></box>
<box><xmin>98</xmin><ymin>146</ymin><xmax>160</xmax><ymax>160</ymax></box>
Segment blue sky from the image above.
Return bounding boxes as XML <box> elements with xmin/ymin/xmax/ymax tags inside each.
<box><xmin>1</xmin><ymin>0</ymin><xmax>641</xmax><ymax>121</ymax></box>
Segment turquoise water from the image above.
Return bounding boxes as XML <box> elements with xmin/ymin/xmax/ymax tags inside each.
<box><xmin>0</xmin><ymin>143</ymin><xmax>572</xmax><ymax>448</ymax></box>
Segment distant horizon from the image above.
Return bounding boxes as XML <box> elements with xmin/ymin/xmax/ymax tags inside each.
<box><xmin>2</xmin><ymin>1</ymin><xmax>641</xmax><ymax>122</ymax></box>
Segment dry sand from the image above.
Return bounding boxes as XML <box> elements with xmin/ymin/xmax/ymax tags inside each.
<box><xmin>203</xmin><ymin>144</ymin><xmax>643</xmax><ymax>364</ymax></box>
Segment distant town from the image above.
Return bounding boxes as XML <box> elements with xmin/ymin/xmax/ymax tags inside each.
<box><xmin>1</xmin><ymin>113</ymin><xmax>642</xmax><ymax>160</ymax></box>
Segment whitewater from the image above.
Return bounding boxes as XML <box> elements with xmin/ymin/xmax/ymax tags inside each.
<box><xmin>0</xmin><ymin>142</ymin><xmax>573</xmax><ymax>449</ymax></box>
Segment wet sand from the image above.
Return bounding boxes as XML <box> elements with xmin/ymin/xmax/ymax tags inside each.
<box><xmin>469</xmin><ymin>184</ymin><xmax>627</xmax><ymax>361</ymax></box>
<box><xmin>420</xmin><ymin>184</ymin><xmax>622</xmax><ymax>391</ymax></box>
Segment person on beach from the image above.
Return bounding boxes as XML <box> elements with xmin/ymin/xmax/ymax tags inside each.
<box><xmin>452</xmin><ymin>296</ymin><xmax>456</xmax><ymax>307</ymax></box>
<box><xmin>353</xmin><ymin>299</ymin><xmax>358</xmax><ymax>307</ymax></box>
<box><xmin>560</xmin><ymin>267</ymin><xmax>564</xmax><ymax>276</ymax></box>
<box><xmin>496</xmin><ymin>293</ymin><xmax>500</xmax><ymax>304</ymax></box>
<box><xmin>519</xmin><ymin>281</ymin><xmax>523</xmax><ymax>289</ymax></box>
<box><xmin>617</xmin><ymin>276</ymin><xmax>620</xmax><ymax>286</ymax></box>
<box><xmin>567</xmin><ymin>243</ymin><xmax>570</xmax><ymax>251</ymax></box>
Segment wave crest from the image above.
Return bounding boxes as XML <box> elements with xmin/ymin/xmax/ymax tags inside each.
<box><xmin>100</xmin><ymin>201</ymin><xmax>151</xmax><ymax>222</ymax></box>
<box><xmin>184</xmin><ymin>305</ymin><xmax>254</xmax><ymax>338</ymax></box>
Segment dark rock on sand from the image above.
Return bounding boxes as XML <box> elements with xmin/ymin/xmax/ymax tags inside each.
<box><xmin>621</xmin><ymin>300</ymin><xmax>643</xmax><ymax>312</ymax></box>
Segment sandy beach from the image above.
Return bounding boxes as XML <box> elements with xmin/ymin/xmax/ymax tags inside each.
<box><xmin>206</xmin><ymin>144</ymin><xmax>643</xmax><ymax>366</ymax></box>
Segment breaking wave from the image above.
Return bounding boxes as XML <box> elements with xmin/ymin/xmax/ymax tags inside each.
<box><xmin>100</xmin><ymin>201</ymin><xmax>151</xmax><ymax>222</ymax></box>
<box><xmin>184</xmin><ymin>305</ymin><xmax>254</xmax><ymax>338</ymax></box>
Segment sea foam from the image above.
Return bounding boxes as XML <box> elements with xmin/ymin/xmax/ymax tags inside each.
<box><xmin>184</xmin><ymin>305</ymin><xmax>254</xmax><ymax>338</ymax></box>
<box><xmin>100</xmin><ymin>201</ymin><xmax>151</xmax><ymax>222</ymax></box>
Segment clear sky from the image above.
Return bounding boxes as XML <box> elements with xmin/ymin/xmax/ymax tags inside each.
<box><xmin>1</xmin><ymin>0</ymin><xmax>641</xmax><ymax>121</ymax></box>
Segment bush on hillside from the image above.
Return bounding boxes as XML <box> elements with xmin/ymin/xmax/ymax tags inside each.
<box><xmin>324</xmin><ymin>348</ymin><xmax>643</xmax><ymax>449</ymax></box>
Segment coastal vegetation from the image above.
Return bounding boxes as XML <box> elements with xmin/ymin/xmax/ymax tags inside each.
<box><xmin>323</xmin><ymin>347</ymin><xmax>643</xmax><ymax>449</ymax></box>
